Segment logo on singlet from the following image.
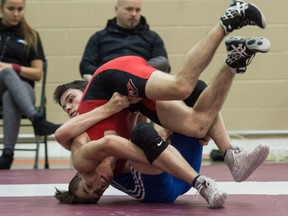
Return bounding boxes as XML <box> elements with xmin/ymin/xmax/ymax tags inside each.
<box><xmin>127</xmin><ymin>79</ymin><xmax>139</xmax><ymax>97</ymax></box>
<box><xmin>157</xmin><ymin>141</ymin><xmax>163</xmax><ymax>146</ymax></box>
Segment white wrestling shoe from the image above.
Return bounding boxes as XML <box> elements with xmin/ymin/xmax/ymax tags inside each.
<box><xmin>195</xmin><ymin>175</ymin><xmax>228</xmax><ymax>208</ymax></box>
<box><xmin>224</xmin><ymin>144</ymin><xmax>270</xmax><ymax>182</ymax></box>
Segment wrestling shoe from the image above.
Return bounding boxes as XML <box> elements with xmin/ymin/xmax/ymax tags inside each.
<box><xmin>220</xmin><ymin>0</ymin><xmax>266</xmax><ymax>34</ymax></box>
<box><xmin>225</xmin><ymin>36</ymin><xmax>271</xmax><ymax>74</ymax></box>
<box><xmin>224</xmin><ymin>144</ymin><xmax>270</xmax><ymax>182</ymax></box>
<box><xmin>195</xmin><ymin>176</ymin><xmax>228</xmax><ymax>208</ymax></box>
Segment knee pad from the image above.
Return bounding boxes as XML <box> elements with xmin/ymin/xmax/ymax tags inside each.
<box><xmin>184</xmin><ymin>80</ymin><xmax>207</xmax><ymax>107</ymax></box>
<box><xmin>131</xmin><ymin>123</ymin><xmax>168</xmax><ymax>164</ymax></box>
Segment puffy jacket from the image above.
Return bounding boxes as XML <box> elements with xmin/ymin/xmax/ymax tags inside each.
<box><xmin>79</xmin><ymin>16</ymin><xmax>169</xmax><ymax>77</ymax></box>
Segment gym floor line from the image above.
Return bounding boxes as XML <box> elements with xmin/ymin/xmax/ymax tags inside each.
<box><xmin>0</xmin><ymin>163</ymin><xmax>287</xmax><ymax>216</ymax></box>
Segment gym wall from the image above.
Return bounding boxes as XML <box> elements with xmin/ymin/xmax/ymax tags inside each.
<box><xmin>27</xmin><ymin>0</ymin><xmax>288</xmax><ymax>131</ymax></box>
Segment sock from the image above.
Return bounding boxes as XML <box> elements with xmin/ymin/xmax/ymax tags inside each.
<box><xmin>224</xmin><ymin>150</ymin><xmax>228</xmax><ymax>158</ymax></box>
<box><xmin>191</xmin><ymin>174</ymin><xmax>201</xmax><ymax>188</ymax></box>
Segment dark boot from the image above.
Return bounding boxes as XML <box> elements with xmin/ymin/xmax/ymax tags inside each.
<box><xmin>0</xmin><ymin>148</ymin><xmax>14</xmax><ymax>169</ymax></box>
<box><xmin>32</xmin><ymin>112</ymin><xmax>61</xmax><ymax>136</ymax></box>
<box><xmin>209</xmin><ymin>149</ymin><xmax>224</xmax><ymax>162</ymax></box>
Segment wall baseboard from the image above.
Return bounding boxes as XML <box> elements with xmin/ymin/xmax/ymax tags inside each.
<box><xmin>1</xmin><ymin>131</ymin><xmax>287</xmax><ymax>162</ymax></box>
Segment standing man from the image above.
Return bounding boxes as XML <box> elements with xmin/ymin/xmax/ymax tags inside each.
<box><xmin>79</xmin><ymin>0</ymin><xmax>170</xmax><ymax>81</ymax></box>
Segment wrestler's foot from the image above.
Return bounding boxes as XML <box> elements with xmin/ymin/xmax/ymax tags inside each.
<box><xmin>195</xmin><ymin>176</ymin><xmax>228</xmax><ymax>208</ymax></box>
<box><xmin>220</xmin><ymin>0</ymin><xmax>266</xmax><ymax>34</ymax></box>
<box><xmin>224</xmin><ymin>144</ymin><xmax>270</xmax><ymax>182</ymax></box>
<box><xmin>225</xmin><ymin>36</ymin><xmax>271</xmax><ymax>74</ymax></box>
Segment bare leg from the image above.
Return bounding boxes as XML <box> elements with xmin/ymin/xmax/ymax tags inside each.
<box><xmin>130</xmin><ymin>144</ymin><xmax>199</xmax><ymax>184</ymax></box>
<box><xmin>146</xmin><ymin>24</ymin><xmax>226</xmax><ymax>100</ymax></box>
<box><xmin>156</xmin><ymin>64</ymin><xmax>234</xmax><ymax>139</ymax></box>
<box><xmin>153</xmin><ymin>145</ymin><xmax>199</xmax><ymax>182</ymax></box>
<box><xmin>182</xmin><ymin>64</ymin><xmax>235</xmax><ymax>138</ymax></box>
<box><xmin>146</xmin><ymin>0</ymin><xmax>268</xmax><ymax>101</ymax></box>
<box><xmin>207</xmin><ymin>108</ymin><xmax>270</xmax><ymax>183</ymax></box>
<box><xmin>174</xmin><ymin>24</ymin><xmax>225</xmax><ymax>94</ymax></box>
<box><xmin>130</xmin><ymin>124</ymin><xmax>227</xmax><ymax>208</ymax></box>
<box><xmin>207</xmin><ymin>112</ymin><xmax>232</xmax><ymax>154</ymax></box>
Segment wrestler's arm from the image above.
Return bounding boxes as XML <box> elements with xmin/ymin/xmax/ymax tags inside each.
<box><xmin>73</xmin><ymin>135</ymin><xmax>149</xmax><ymax>174</ymax></box>
<box><xmin>74</xmin><ymin>133</ymin><xmax>199</xmax><ymax>184</ymax></box>
<box><xmin>55</xmin><ymin>92</ymin><xmax>129</xmax><ymax>150</ymax></box>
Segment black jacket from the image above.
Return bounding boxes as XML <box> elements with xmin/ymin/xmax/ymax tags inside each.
<box><xmin>0</xmin><ymin>19</ymin><xmax>45</xmax><ymax>87</ymax></box>
<box><xmin>79</xmin><ymin>16</ymin><xmax>168</xmax><ymax>77</ymax></box>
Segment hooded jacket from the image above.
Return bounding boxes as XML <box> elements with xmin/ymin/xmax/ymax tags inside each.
<box><xmin>79</xmin><ymin>16</ymin><xmax>168</xmax><ymax>77</ymax></box>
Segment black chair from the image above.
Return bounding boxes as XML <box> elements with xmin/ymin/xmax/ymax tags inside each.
<box><xmin>0</xmin><ymin>60</ymin><xmax>49</xmax><ymax>169</ymax></box>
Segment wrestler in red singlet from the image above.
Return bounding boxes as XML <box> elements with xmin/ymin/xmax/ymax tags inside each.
<box><xmin>77</xmin><ymin>56</ymin><xmax>157</xmax><ymax>140</ymax></box>
<box><xmin>77</xmin><ymin>56</ymin><xmax>157</xmax><ymax>171</ymax></box>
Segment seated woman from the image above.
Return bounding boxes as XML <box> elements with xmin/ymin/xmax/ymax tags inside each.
<box><xmin>0</xmin><ymin>0</ymin><xmax>60</xmax><ymax>169</ymax></box>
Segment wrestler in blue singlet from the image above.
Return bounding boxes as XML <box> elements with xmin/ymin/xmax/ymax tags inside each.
<box><xmin>112</xmin><ymin>134</ymin><xmax>203</xmax><ymax>203</ymax></box>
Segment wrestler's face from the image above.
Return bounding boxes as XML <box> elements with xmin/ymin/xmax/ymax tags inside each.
<box><xmin>115</xmin><ymin>0</ymin><xmax>141</xmax><ymax>29</ymax></box>
<box><xmin>75</xmin><ymin>157</ymin><xmax>114</xmax><ymax>200</ymax></box>
<box><xmin>59</xmin><ymin>89</ymin><xmax>83</xmax><ymax>118</ymax></box>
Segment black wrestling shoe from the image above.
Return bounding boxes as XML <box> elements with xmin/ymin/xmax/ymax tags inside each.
<box><xmin>225</xmin><ymin>36</ymin><xmax>271</xmax><ymax>74</ymax></box>
<box><xmin>32</xmin><ymin>112</ymin><xmax>61</xmax><ymax>136</ymax></box>
<box><xmin>220</xmin><ymin>0</ymin><xmax>266</xmax><ymax>34</ymax></box>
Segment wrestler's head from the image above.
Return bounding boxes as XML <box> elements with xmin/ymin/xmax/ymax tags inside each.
<box><xmin>54</xmin><ymin>80</ymin><xmax>87</xmax><ymax>118</ymax></box>
<box><xmin>55</xmin><ymin>173</ymin><xmax>100</xmax><ymax>204</ymax></box>
<box><xmin>55</xmin><ymin>157</ymin><xmax>114</xmax><ymax>204</ymax></box>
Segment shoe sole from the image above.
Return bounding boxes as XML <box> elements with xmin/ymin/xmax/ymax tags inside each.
<box><xmin>225</xmin><ymin>36</ymin><xmax>271</xmax><ymax>53</ymax></box>
<box><xmin>246</xmin><ymin>37</ymin><xmax>271</xmax><ymax>53</ymax></box>
<box><xmin>210</xmin><ymin>191</ymin><xmax>228</xmax><ymax>209</ymax></box>
<box><xmin>236</xmin><ymin>144</ymin><xmax>270</xmax><ymax>182</ymax></box>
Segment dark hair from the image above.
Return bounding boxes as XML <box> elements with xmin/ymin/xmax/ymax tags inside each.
<box><xmin>55</xmin><ymin>174</ymin><xmax>99</xmax><ymax>204</ymax></box>
<box><xmin>53</xmin><ymin>80</ymin><xmax>88</xmax><ymax>105</ymax></box>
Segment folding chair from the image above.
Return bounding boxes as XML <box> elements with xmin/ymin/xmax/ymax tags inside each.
<box><xmin>0</xmin><ymin>60</ymin><xmax>49</xmax><ymax>169</ymax></box>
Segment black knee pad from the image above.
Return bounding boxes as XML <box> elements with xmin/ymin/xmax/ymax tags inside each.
<box><xmin>131</xmin><ymin>123</ymin><xmax>168</xmax><ymax>164</ymax></box>
<box><xmin>184</xmin><ymin>80</ymin><xmax>207</xmax><ymax>107</ymax></box>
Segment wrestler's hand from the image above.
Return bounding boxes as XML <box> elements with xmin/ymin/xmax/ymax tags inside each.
<box><xmin>198</xmin><ymin>135</ymin><xmax>211</xmax><ymax>146</ymax></box>
<box><xmin>106</xmin><ymin>92</ymin><xmax>130</xmax><ymax>113</ymax></box>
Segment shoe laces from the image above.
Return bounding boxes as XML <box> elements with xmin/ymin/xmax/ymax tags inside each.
<box><xmin>227</xmin><ymin>43</ymin><xmax>255</xmax><ymax>66</ymax></box>
<box><xmin>224</xmin><ymin>1</ymin><xmax>248</xmax><ymax>20</ymax></box>
<box><xmin>224</xmin><ymin>1</ymin><xmax>255</xmax><ymax>30</ymax></box>
<box><xmin>231</xmin><ymin>145</ymin><xmax>248</xmax><ymax>166</ymax></box>
<box><xmin>232</xmin><ymin>146</ymin><xmax>242</xmax><ymax>154</ymax></box>
<box><xmin>195</xmin><ymin>178</ymin><xmax>216</xmax><ymax>200</ymax></box>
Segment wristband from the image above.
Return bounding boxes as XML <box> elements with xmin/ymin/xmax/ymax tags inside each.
<box><xmin>12</xmin><ymin>64</ymin><xmax>21</xmax><ymax>75</ymax></box>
